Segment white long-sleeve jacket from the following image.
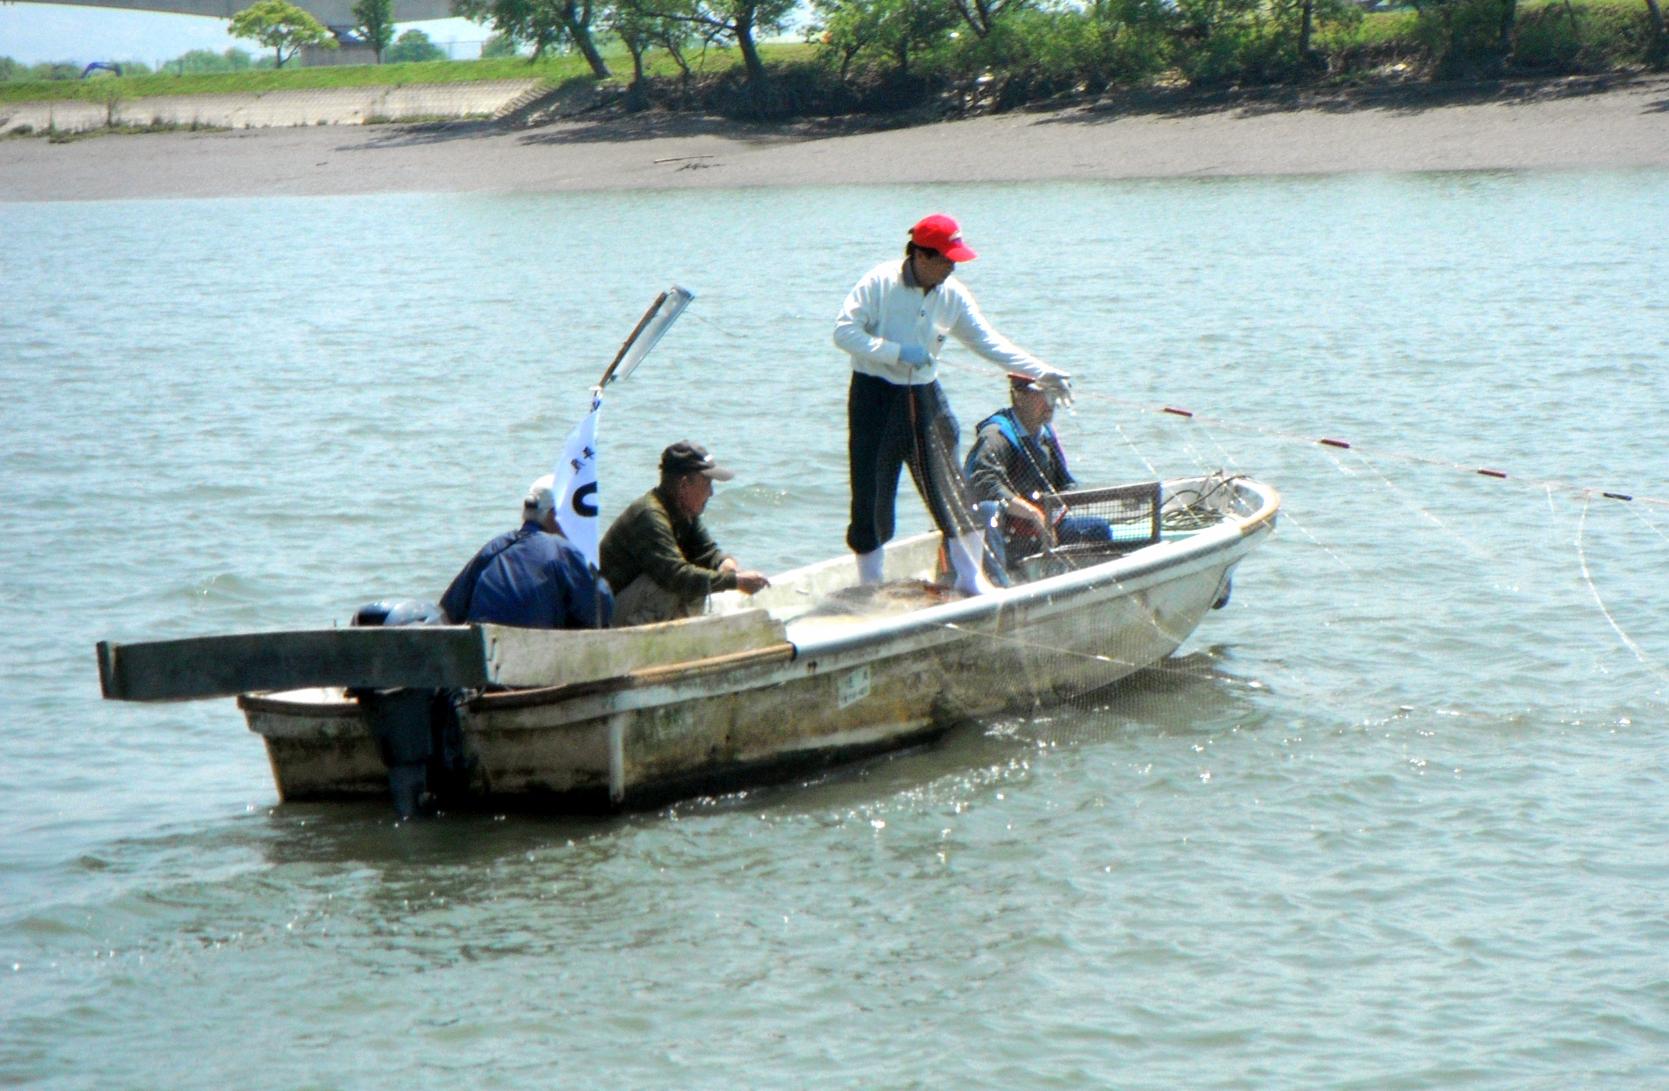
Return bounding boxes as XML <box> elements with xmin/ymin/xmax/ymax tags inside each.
<box><xmin>833</xmin><ymin>259</ymin><xmax>1060</xmax><ymax>387</ymax></box>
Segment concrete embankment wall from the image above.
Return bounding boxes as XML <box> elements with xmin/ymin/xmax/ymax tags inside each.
<box><xmin>0</xmin><ymin>80</ymin><xmax>546</xmax><ymax>136</ymax></box>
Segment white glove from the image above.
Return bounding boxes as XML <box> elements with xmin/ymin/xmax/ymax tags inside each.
<box><xmin>1037</xmin><ymin>372</ymin><xmax>1074</xmax><ymax>410</ymax></box>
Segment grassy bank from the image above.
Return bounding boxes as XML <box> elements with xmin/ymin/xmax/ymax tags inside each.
<box><xmin>0</xmin><ymin>56</ymin><xmax>581</xmax><ymax>104</ymax></box>
<box><xmin>1</xmin><ymin>0</ymin><xmax>1660</xmax><ymax>121</ymax></box>
<box><xmin>0</xmin><ymin>44</ymin><xmax>812</xmax><ymax>106</ymax></box>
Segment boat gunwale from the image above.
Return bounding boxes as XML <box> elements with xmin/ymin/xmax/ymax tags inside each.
<box><xmin>789</xmin><ymin>476</ymin><xmax>1278</xmax><ymax>658</ymax></box>
<box><xmin>236</xmin><ymin>643</ymin><xmax>798</xmax><ymax>716</ymax></box>
<box><xmin>479</xmin><ymin>641</ymin><xmax>796</xmax><ymax>710</ymax></box>
<box><xmin>238</xmin><ymin>476</ymin><xmax>1278</xmax><ymax>718</ymax></box>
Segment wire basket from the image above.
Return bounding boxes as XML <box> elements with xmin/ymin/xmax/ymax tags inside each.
<box><xmin>1009</xmin><ymin>482</ymin><xmax>1164</xmax><ymax>576</ymax></box>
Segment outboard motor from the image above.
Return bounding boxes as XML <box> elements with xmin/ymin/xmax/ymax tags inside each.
<box><xmin>349</xmin><ymin>600</ymin><xmax>464</xmax><ymax>819</ymax></box>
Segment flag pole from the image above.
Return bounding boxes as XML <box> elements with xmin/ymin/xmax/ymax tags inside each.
<box><xmin>598</xmin><ymin>291</ymin><xmax>666</xmax><ymax>389</ymax></box>
<box><xmin>596</xmin><ymin>285</ymin><xmax>695</xmax><ymax>391</ymax></box>
<box><xmin>551</xmin><ymin>286</ymin><xmax>695</xmax><ymax>570</ymax></box>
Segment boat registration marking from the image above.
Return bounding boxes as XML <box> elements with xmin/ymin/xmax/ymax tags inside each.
<box><xmin>837</xmin><ymin>665</ymin><xmax>871</xmax><ymax>709</ymax></box>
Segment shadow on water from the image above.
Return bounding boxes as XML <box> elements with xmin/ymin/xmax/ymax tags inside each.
<box><xmin>1</xmin><ymin>808</ymin><xmax>651</xmax><ymax>979</ymax></box>
<box><xmin>29</xmin><ymin>806</ymin><xmax>617</xmax><ymax>907</ymax></box>
<box><xmin>0</xmin><ymin>642</ymin><xmax>1282</xmax><ymax>976</ymax></box>
<box><xmin>28</xmin><ymin>639</ymin><xmax>1270</xmax><ymax>901</ymax></box>
<box><xmin>655</xmin><ymin>642</ymin><xmax>1269</xmax><ymax>820</ymax></box>
<box><xmin>258</xmin><ymin>803</ymin><xmax>631</xmax><ymax>867</ymax></box>
<box><xmin>103</xmin><ymin>638</ymin><xmax>1264</xmax><ymax>873</ymax></box>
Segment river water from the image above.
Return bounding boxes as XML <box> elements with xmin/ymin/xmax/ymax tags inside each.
<box><xmin>2</xmin><ymin>172</ymin><xmax>1667</xmax><ymax>1087</ymax></box>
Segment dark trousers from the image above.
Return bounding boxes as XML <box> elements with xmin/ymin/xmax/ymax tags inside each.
<box><xmin>846</xmin><ymin>371</ymin><xmax>976</xmax><ymax>555</ymax></box>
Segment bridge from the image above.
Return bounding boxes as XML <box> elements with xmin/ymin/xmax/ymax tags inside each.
<box><xmin>26</xmin><ymin>0</ymin><xmax>456</xmax><ymax>25</ymax></box>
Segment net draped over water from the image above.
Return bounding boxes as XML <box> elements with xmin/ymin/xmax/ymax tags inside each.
<box><xmin>2</xmin><ymin>173</ymin><xmax>1666</xmax><ymax>1088</ymax></box>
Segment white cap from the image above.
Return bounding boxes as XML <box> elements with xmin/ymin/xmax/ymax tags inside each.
<box><xmin>523</xmin><ymin>474</ymin><xmax>556</xmax><ymax>519</ymax></box>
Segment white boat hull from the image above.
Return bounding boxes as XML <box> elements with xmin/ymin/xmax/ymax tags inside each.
<box><xmin>238</xmin><ymin>475</ymin><xmax>1278</xmax><ymax>811</ymax></box>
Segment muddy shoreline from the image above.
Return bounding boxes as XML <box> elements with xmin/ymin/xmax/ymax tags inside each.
<box><xmin>3</xmin><ymin>73</ymin><xmax>1665</xmax><ymax>202</ymax></box>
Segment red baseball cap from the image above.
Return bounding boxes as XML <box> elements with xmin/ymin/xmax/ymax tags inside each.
<box><xmin>909</xmin><ymin>214</ymin><xmax>977</xmax><ymax>262</ymax></box>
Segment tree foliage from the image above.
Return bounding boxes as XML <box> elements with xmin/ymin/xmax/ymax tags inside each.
<box><xmin>437</xmin><ymin>0</ymin><xmax>1642</xmax><ymax>117</ymax></box>
<box><xmin>948</xmin><ymin>0</ymin><xmax>1034</xmax><ymax>39</ymax></box>
<box><xmin>815</xmin><ymin>0</ymin><xmax>956</xmax><ymax>79</ymax></box>
<box><xmin>386</xmin><ymin>29</ymin><xmax>448</xmax><ymax>62</ymax></box>
<box><xmin>228</xmin><ymin>1</ymin><xmax>337</xmax><ymax>69</ymax></box>
<box><xmin>637</xmin><ymin>0</ymin><xmax>800</xmax><ymax>109</ymax></box>
<box><xmin>460</xmin><ymin>0</ymin><xmax>798</xmax><ymax>102</ymax></box>
<box><xmin>608</xmin><ymin>1</ymin><xmax>698</xmax><ymax>104</ymax></box>
<box><xmin>455</xmin><ymin>0</ymin><xmax>614</xmax><ymax>77</ymax></box>
<box><xmin>10</xmin><ymin>0</ymin><xmax>1629</xmax><ymax>115</ymax></box>
<box><xmin>1407</xmin><ymin>0</ymin><xmax>1519</xmax><ymax>76</ymax></box>
<box><xmin>352</xmin><ymin>0</ymin><xmax>396</xmax><ymax>62</ymax></box>
<box><xmin>481</xmin><ymin>32</ymin><xmax>525</xmax><ymax>58</ymax></box>
<box><xmin>167</xmin><ymin>47</ymin><xmax>258</xmax><ymax>74</ymax></box>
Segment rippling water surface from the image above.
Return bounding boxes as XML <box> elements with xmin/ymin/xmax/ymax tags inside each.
<box><xmin>3</xmin><ymin>173</ymin><xmax>1668</xmax><ymax>1087</ymax></box>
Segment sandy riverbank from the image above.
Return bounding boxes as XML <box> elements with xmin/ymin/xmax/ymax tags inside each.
<box><xmin>2</xmin><ymin>74</ymin><xmax>1666</xmax><ymax>202</ymax></box>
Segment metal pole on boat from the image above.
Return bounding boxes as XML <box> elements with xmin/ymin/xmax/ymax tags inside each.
<box><xmin>596</xmin><ymin>285</ymin><xmax>695</xmax><ymax>390</ymax></box>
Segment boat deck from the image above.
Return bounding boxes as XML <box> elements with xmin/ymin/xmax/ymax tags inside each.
<box><xmin>780</xmin><ymin>580</ymin><xmax>966</xmax><ymax>643</ymax></box>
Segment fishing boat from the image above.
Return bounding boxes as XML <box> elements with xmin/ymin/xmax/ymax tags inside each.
<box><xmin>97</xmin><ymin>472</ymin><xmax>1279</xmax><ymax>815</ymax></box>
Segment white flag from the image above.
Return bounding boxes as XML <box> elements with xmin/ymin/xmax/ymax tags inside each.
<box><xmin>551</xmin><ymin>390</ymin><xmax>602</xmax><ymax>568</ymax></box>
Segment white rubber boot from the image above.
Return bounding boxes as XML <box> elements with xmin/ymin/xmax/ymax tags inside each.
<box><xmin>948</xmin><ymin>530</ymin><xmax>996</xmax><ymax>596</ymax></box>
<box><xmin>856</xmin><ymin>548</ymin><xmax>885</xmax><ymax>586</ymax></box>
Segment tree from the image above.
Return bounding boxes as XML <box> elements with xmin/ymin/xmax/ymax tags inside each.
<box><xmin>161</xmin><ymin>46</ymin><xmax>255</xmax><ymax>74</ymax></box>
<box><xmin>454</xmin><ymin>0</ymin><xmax>613</xmax><ymax>78</ymax></box>
<box><xmin>1407</xmin><ymin>0</ymin><xmax>1518</xmax><ymax>76</ymax></box>
<box><xmin>30</xmin><ymin>61</ymin><xmax>81</xmax><ymax>80</ymax></box>
<box><xmin>169</xmin><ymin>48</ymin><xmax>235</xmax><ymax>73</ymax></box>
<box><xmin>814</xmin><ymin>0</ymin><xmax>956</xmax><ymax>79</ymax></box>
<box><xmin>228</xmin><ymin>1</ymin><xmax>337</xmax><ymax>69</ymax></box>
<box><xmin>386</xmin><ymin>28</ymin><xmax>449</xmax><ymax>62</ymax></box>
<box><xmin>610</xmin><ymin>4</ymin><xmax>663</xmax><ymax>107</ymax></box>
<box><xmin>480</xmin><ymin>32</ymin><xmax>524</xmax><ymax>58</ymax></box>
<box><xmin>1645</xmin><ymin>0</ymin><xmax>1667</xmax><ymax>66</ymax></box>
<box><xmin>1270</xmin><ymin>0</ymin><xmax>1358</xmax><ymax>68</ymax></box>
<box><xmin>608</xmin><ymin>1</ymin><xmax>697</xmax><ymax>107</ymax></box>
<box><xmin>634</xmin><ymin>0</ymin><xmax>800</xmax><ymax>111</ymax></box>
<box><xmin>947</xmin><ymin>0</ymin><xmax>1033</xmax><ymax>38</ymax></box>
<box><xmin>353</xmin><ymin>0</ymin><xmax>396</xmax><ymax>63</ymax></box>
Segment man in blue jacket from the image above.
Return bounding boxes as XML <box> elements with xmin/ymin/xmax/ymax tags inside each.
<box><xmin>439</xmin><ymin>475</ymin><xmax>613</xmax><ymax>629</ymax></box>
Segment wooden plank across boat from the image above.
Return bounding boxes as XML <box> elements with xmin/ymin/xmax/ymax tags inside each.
<box><xmin>97</xmin><ymin>609</ymin><xmax>788</xmax><ymax>702</ymax></box>
<box><xmin>97</xmin><ymin>474</ymin><xmax>1279</xmax><ymax>814</ymax></box>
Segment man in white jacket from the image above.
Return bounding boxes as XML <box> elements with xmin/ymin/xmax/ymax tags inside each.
<box><xmin>833</xmin><ymin>213</ymin><xmax>1072</xmax><ymax>595</ymax></box>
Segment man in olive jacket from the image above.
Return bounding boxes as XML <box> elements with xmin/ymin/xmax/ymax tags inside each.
<box><xmin>599</xmin><ymin>441</ymin><xmax>769</xmax><ymax>626</ymax></box>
